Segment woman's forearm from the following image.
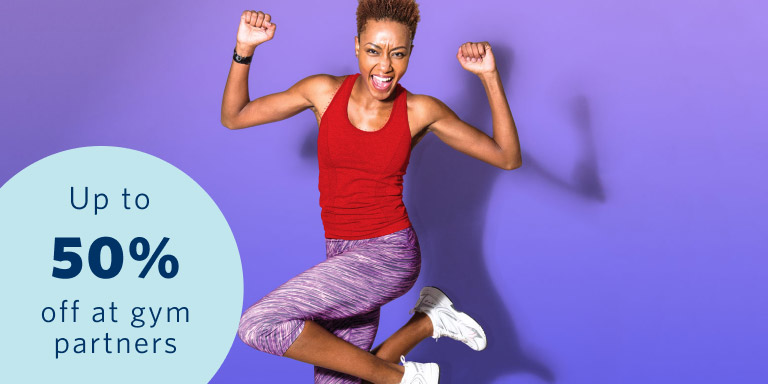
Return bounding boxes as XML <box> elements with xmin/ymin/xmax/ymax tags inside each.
<box><xmin>221</xmin><ymin>11</ymin><xmax>277</xmax><ymax>129</ymax></box>
<box><xmin>479</xmin><ymin>70</ymin><xmax>522</xmax><ymax>169</ymax></box>
<box><xmin>221</xmin><ymin>43</ymin><xmax>257</xmax><ymax>129</ymax></box>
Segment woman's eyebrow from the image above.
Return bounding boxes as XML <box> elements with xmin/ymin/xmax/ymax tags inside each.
<box><xmin>365</xmin><ymin>43</ymin><xmax>408</xmax><ymax>50</ymax></box>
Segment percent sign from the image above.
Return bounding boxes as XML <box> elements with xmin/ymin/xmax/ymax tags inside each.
<box><xmin>130</xmin><ymin>237</ymin><xmax>179</xmax><ymax>278</ymax></box>
<box><xmin>52</xmin><ymin>236</ymin><xmax>179</xmax><ymax>279</ymax></box>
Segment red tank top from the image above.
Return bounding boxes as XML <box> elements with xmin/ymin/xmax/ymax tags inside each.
<box><xmin>317</xmin><ymin>73</ymin><xmax>413</xmax><ymax>240</ymax></box>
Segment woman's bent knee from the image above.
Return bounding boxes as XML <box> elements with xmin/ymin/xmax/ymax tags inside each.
<box><xmin>238</xmin><ymin>305</ymin><xmax>306</xmax><ymax>357</ymax></box>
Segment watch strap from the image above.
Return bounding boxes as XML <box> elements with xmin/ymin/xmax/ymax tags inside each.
<box><xmin>233</xmin><ymin>47</ymin><xmax>253</xmax><ymax>65</ymax></box>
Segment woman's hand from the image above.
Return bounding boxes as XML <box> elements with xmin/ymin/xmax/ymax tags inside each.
<box><xmin>236</xmin><ymin>10</ymin><xmax>276</xmax><ymax>54</ymax></box>
<box><xmin>456</xmin><ymin>42</ymin><xmax>497</xmax><ymax>76</ymax></box>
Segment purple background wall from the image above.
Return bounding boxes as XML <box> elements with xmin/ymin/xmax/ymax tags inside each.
<box><xmin>2</xmin><ymin>0</ymin><xmax>766</xmax><ymax>383</ymax></box>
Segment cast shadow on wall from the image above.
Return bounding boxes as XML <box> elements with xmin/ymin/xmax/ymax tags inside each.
<box><xmin>299</xmin><ymin>46</ymin><xmax>604</xmax><ymax>384</ymax></box>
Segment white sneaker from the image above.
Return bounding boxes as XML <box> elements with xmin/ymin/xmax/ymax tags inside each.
<box><xmin>409</xmin><ymin>286</ymin><xmax>487</xmax><ymax>351</ymax></box>
<box><xmin>399</xmin><ymin>355</ymin><xmax>440</xmax><ymax>384</ymax></box>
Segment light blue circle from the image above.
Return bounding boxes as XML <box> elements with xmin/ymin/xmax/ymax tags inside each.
<box><xmin>0</xmin><ymin>146</ymin><xmax>243</xmax><ymax>383</ymax></box>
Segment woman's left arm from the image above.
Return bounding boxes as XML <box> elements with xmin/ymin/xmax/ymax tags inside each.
<box><xmin>424</xmin><ymin>42</ymin><xmax>521</xmax><ymax>170</ymax></box>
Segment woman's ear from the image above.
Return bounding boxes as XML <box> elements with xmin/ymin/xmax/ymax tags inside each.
<box><xmin>355</xmin><ymin>36</ymin><xmax>360</xmax><ymax>57</ymax></box>
<box><xmin>410</xmin><ymin>44</ymin><xmax>415</xmax><ymax>55</ymax></box>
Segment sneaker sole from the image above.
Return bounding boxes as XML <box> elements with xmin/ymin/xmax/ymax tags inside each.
<box><xmin>421</xmin><ymin>286</ymin><xmax>488</xmax><ymax>351</ymax></box>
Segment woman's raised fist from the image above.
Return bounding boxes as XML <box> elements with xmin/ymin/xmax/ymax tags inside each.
<box><xmin>457</xmin><ymin>41</ymin><xmax>496</xmax><ymax>75</ymax></box>
<box><xmin>237</xmin><ymin>10</ymin><xmax>276</xmax><ymax>51</ymax></box>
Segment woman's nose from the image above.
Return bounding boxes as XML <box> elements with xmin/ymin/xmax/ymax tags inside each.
<box><xmin>378</xmin><ymin>56</ymin><xmax>392</xmax><ymax>71</ymax></box>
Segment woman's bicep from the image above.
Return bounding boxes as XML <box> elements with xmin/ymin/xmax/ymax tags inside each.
<box><xmin>426</xmin><ymin>98</ymin><xmax>507</xmax><ymax>169</ymax></box>
<box><xmin>226</xmin><ymin>77</ymin><xmax>319</xmax><ymax>130</ymax></box>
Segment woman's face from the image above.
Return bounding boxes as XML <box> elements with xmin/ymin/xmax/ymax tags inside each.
<box><xmin>355</xmin><ymin>18</ymin><xmax>413</xmax><ymax>101</ymax></box>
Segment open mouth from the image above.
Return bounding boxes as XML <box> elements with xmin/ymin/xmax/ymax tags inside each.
<box><xmin>370</xmin><ymin>74</ymin><xmax>394</xmax><ymax>92</ymax></box>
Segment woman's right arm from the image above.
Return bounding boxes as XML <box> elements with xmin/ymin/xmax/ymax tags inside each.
<box><xmin>221</xmin><ymin>10</ymin><xmax>314</xmax><ymax>130</ymax></box>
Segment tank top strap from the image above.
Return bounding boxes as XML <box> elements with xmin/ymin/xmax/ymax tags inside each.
<box><xmin>389</xmin><ymin>82</ymin><xmax>408</xmax><ymax>133</ymax></box>
<box><xmin>326</xmin><ymin>74</ymin><xmax>359</xmax><ymax>115</ymax></box>
<box><xmin>339</xmin><ymin>73</ymin><xmax>359</xmax><ymax>99</ymax></box>
<box><xmin>319</xmin><ymin>74</ymin><xmax>355</xmax><ymax>128</ymax></box>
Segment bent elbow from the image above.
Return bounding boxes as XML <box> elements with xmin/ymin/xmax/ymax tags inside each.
<box><xmin>502</xmin><ymin>159</ymin><xmax>522</xmax><ymax>170</ymax></box>
<box><xmin>220</xmin><ymin>116</ymin><xmax>238</xmax><ymax>130</ymax></box>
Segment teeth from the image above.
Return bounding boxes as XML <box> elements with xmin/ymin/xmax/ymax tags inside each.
<box><xmin>373</xmin><ymin>75</ymin><xmax>393</xmax><ymax>82</ymax></box>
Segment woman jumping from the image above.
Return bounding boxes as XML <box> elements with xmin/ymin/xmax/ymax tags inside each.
<box><xmin>221</xmin><ymin>1</ymin><xmax>521</xmax><ymax>383</ymax></box>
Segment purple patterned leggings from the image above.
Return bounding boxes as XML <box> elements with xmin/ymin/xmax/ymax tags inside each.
<box><xmin>238</xmin><ymin>226</ymin><xmax>421</xmax><ymax>383</ymax></box>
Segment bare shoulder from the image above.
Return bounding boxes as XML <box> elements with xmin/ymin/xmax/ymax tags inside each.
<box><xmin>406</xmin><ymin>91</ymin><xmax>456</xmax><ymax>132</ymax></box>
<box><xmin>298</xmin><ymin>74</ymin><xmax>348</xmax><ymax>121</ymax></box>
<box><xmin>291</xmin><ymin>74</ymin><xmax>342</xmax><ymax>98</ymax></box>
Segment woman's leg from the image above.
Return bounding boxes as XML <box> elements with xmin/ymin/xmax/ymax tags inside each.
<box><xmin>311</xmin><ymin>309</ymin><xmax>383</xmax><ymax>383</ymax></box>
<box><xmin>369</xmin><ymin>311</ymin><xmax>434</xmax><ymax>363</ymax></box>
<box><xmin>285</xmin><ymin>319</ymin><xmax>404</xmax><ymax>384</ymax></box>
<box><xmin>238</xmin><ymin>227</ymin><xmax>422</xmax><ymax>383</ymax></box>
<box><xmin>239</xmin><ymin>258</ymin><xmax>406</xmax><ymax>383</ymax></box>
<box><xmin>374</xmin><ymin>285</ymin><xmax>490</xmax><ymax>361</ymax></box>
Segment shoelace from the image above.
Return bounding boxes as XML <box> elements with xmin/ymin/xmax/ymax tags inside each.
<box><xmin>408</xmin><ymin>294</ymin><xmax>428</xmax><ymax>315</ymax></box>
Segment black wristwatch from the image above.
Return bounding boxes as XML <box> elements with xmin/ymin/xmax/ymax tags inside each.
<box><xmin>233</xmin><ymin>47</ymin><xmax>253</xmax><ymax>65</ymax></box>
